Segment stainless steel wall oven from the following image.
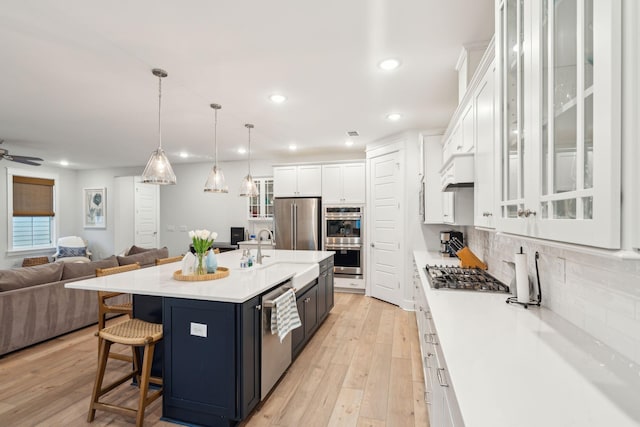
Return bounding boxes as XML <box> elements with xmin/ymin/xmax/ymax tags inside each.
<box><xmin>325</xmin><ymin>207</ymin><xmax>363</xmax><ymax>279</ymax></box>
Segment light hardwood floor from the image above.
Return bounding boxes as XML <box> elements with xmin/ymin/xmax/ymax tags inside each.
<box><xmin>0</xmin><ymin>293</ymin><xmax>429</xmax><ymax>426</ymax></box>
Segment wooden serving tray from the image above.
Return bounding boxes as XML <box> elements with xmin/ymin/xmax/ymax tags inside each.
<box><xmin>173</xmin><ymin>267</ymin><xmax>230</xmax><ymax>281</ymax></box>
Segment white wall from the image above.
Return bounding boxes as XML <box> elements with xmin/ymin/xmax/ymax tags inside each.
<box><xmin>159</xmin><ymin>159</ymin><xmax>275</xmax><ymax>256</ymax></box>
<box><xmin>75</xmin><ymin>166</ymin><xmax>143</xmax><ymax>259</ymax></box>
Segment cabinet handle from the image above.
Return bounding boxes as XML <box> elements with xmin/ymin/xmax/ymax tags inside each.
<box><xmin>437</xmin><ymin>368</ymin><xmax>449</xmax><ymax>387</ymax></box>
<box><xmin>456</xmin><ymin>145</ymin><xmax>462</xmax><ymax>150</ymax></box>
<box><xmin>424</xmin><ymin>333</ymin><xmax>438</xmax><ymax>345</ymax></box>
<box><xmin>482</xmin><ymin>211</ymin><xmax>493</xmax><ymax>217</ymax></box>
<box><xmin>424</xmin><ymin>391</ymin><xmax>431</xmax><ymax>405</ymax></box>
<box><xmin>255</xmin><ymin>304</ymin><xmax>262</xmax><ymax>311</ymax></box>
<box><xmin>517</xmin><ymin>208</ymin><xmax>537</xmax><ymax>218</ymax></box>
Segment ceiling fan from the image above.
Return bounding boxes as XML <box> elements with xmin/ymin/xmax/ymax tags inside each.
<box><xmin>0</xmin><ymin>140</ymin><xmax>43</xmax><ymax>166</ymax></box>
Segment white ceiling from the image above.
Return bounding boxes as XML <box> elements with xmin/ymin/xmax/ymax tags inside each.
<box><xmin>0</xmin><ymin>0</ymin><xmax>494</xmax><ymax>169</ymax></box>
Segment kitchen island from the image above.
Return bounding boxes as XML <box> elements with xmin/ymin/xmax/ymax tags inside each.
<box><xmin>413</xmin><ymin>250</ymin><xmax>640</xmax><ymax>426</ymax></box>
<box><xmin>67</xmin><ymin>249</ymin><xmax>334</xmax><ymax>427</ymax></box>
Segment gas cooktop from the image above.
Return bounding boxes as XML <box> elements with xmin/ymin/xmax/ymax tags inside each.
<box><xmin>425</xmin><ymin>265</ymin><xmax>510</xmax><ymax>293</ymax></box>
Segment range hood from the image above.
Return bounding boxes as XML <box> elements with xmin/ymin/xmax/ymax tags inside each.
<box><xmin>440</xmin><ymin>152</ymin><xmax>474</xmax><ymax>191</ymax></box>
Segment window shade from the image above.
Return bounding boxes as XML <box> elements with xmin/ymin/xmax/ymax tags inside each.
<box><xmin>13</xmin><ymin>176</ymin><xmax>55</xmax><ymax>217</ymax></box>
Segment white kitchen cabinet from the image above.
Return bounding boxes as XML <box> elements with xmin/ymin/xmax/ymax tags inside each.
<box><xmin>413</xmin><ymin>262</ymin><xmax>464</xmax><ymax>427</ymax></box>
<box><xmin>496</xmin><ymin>0</ymin><xmax>621</xmax><ymax>248</ymax></box>
<box><xmin>273</xmin><ymin>165</ymin><xmax>321</xmax><ymax>197</ymax></box>
<box><xmin>460</xmin><ymin>103</ymin><xmax>474</xmax><ymax>153</ymax></box>
<box><xmin>423</xmin><ymin>134</ymin><xmax>474</xmax><ymax>226</ymax></box>
<box><xmin>474</xmin><ymin>60</ymin><xmax>497</xmax><ymax>228</ymax></box>
<box><xmin>322</xmin><ymin>163</ymin><xmax>365</xmax><ymax>204</ymax></box>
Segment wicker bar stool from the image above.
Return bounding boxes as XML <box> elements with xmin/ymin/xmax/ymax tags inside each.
<box><xmin>95</xmin><ymin>263</ymin><xmax>140</xmax><ymax>363</ymax></box>
<box><xmin>87</xmin><ymin>318</ymin><xmax>163</xmax><ymax>427</ymax></box>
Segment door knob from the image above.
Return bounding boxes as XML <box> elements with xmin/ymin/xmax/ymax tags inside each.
<box><xmin>370</xmin><ymin>243</ymin><xmax>375</xmax><ymax>248</ymax></box>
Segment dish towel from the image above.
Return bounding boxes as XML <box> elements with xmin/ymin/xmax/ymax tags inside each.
<box><xmin>270</xmin><ymin>289</ymin><xmax>302</xmax><ymax>343</ymax></box>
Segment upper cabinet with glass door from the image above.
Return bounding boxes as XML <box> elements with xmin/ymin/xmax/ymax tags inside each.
<box><xmin>248</xmin><ymin>177</ymin><xmax>274</xmax><ymax>220</ymax></box>
<box><xmin>496</xmin><ymin>0</ymin><xmax>621</xmax><ymax>249</ymax></box>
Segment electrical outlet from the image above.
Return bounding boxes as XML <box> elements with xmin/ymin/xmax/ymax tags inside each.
<box><xmin>178</xmin><ymin>225</ymin><xmax>188</xmax><ymax>232</ymax></box>
<box><xmin>552</xmin><ymin>257</ymin><xmax>566</xmax><ymax>283</ymax></box>
<box><xmin>167</xmin><ymin>224</ymin><xmax>176</xmax><ymax>232</ymax></box>
<box><xmin>190</xmin><ymin>322</ymin><xmax>207</xmax><ymax>338</ymax></box>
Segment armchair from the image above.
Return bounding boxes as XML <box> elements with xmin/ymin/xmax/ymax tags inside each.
<box><xmin>53</xmin><ymin>236</ymin><xmax>92</xmax><ymax>263</ymax></box>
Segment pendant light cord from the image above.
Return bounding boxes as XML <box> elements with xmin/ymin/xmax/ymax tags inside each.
<box><xmin>214</xmin><ymin>108</ymin><xmax>218</xmax><ymax>168</ymax></box>
<box><xmin>247</xmin><ymin>125</ymin><xmax>252</xmax><ymax>176</ymax></box>
<box><xmin>158</xmin><ymin>75</ymin><xmax>163</xmax><ymax>150</ymax></box>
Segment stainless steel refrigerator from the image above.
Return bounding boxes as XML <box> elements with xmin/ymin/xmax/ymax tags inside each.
<box><xmin>274</xmin><ymin>197</ymin><xmax>322</xmax><ymax>250</ymax></box>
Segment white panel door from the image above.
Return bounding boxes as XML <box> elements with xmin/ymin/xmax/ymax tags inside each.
<box><xmin>370</xmin><ymin>151</ymin><xmax>401</xmax><ymax>306</ymax></box>
<box><xmin>134</xmin><ymin>182</ymin><xmax>159</xmax><ymax>248</ymax></box>
<box><xmin>342</xmin><ymin>163</ymin><xmax>365</xmax><ymax>203</ymax></box>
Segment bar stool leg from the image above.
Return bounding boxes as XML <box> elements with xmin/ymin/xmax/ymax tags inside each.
<box><xmin>88</xmin><ymin>338</ymin><xmax>111</xmax><ymax>422</ymax></box>
<box><xmin>135</xmin><ymin>342</ymin><xmax>155</xmax><ymax>427</ymax></box>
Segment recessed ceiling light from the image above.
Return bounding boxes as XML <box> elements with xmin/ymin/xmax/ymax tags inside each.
<box><xmin>59</xmin><ymin>160</ymin><xmax>69</xmax><ymax>166</ymax></box>
<box><xmin>269</xmin><ymin>94</ymin><xmax>287</xmax><ymax>103</ymax></box>
<box><xmin>379</xmin><ymin>58</ymin><xmax>401</xmax><ymax>71</ymax></box>
<box><xmin>387</xmin><ymin>113</ymin><xmax>402</xmax><ymax>121</ymax></box>
<box><xmin>345</xmin><ymin>140</ymin><xmax>354</xmax><ymax>147</ymax></box>
<box><xmin>288</xmin><ymin>144</ymin><xmax>297</xmax><ymax>151</ymax></box>
<box><xmin>179</xmin><ymin>152</ymin><xmax>189</xmax><ymax>158</ymax></box>
<box><xmin>238</xmin><ymin>147</ymin><xmax>247</xmax><ymax>154</ymax></box>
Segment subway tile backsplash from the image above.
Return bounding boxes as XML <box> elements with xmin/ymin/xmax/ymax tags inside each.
<box><xmin>466</xmin><ymin>228</ymin><xmax>640</xmax><ymax>365</ymax></box>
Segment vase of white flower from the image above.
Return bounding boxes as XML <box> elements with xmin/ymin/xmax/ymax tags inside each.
<box><xmin>189</xmin><ymin>229</ymin><xmax>218</xmax><ymax>275</ymax></box>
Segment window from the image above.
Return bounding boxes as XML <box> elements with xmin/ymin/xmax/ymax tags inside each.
<box><xmin>7</xmin><ymin>169</ymin><xmax>57</xmax><ymax>251</ymax></box>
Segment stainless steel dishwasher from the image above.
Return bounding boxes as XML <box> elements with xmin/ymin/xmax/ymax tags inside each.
<box><xmin>260</xmin><ymin>280</ymin><xmax>293</xmax><ymax>400</ymax></box>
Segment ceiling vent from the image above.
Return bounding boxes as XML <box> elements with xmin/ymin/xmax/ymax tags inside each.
<box><xmin>347</xmin><ymin>131</ymin><xmax>359</xmax><ymax>137</ymax></box>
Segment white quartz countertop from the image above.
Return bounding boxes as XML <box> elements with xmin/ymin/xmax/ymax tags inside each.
<box><xmin>414</xmin><ymin>250</ymin><xmax>640</xmax><ymax>427</ymax></box>
<box><xmin>66</xmin><ymin>249</ymin><xmax>333</xmax><ymax>303</ymax></box>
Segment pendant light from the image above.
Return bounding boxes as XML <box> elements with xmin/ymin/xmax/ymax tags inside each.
<box><xmin>239</xmin><ymin>123</ymin><xmax>259</xmax><ymax>197</ymax></box>
<box><xmin>141</xmin><ymin>68</ymin><xmax>177</xmax><ymax>185</ymax></box>
<box><xmin>203</xmin><ymin>103</ymin><xmax>228</xmax><ymax>193</ymax></box>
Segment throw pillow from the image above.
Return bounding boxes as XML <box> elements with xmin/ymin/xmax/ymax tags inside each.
<box><xmin>61</xmin><ymin>255</ymin><xmax>119</xmax><ymax>280</ymax></box>
<box><xmin>58</xmin><ymin>246</ymin><xmax>87</xmax><ymax>258</ymax></box>
<box><xmin>0</xmin><ymin>262</ymin><xmax>64</xmax><ymax>292</ymax></box>
<box><xmin>118</xmin><ymin>247</ymin><xmax>169</xmax><ymax>268</ymax></box>
<box><xmin>127</xmin><ymin>245</ymin><xmax>153</xmax><ymax>255</ymax></box>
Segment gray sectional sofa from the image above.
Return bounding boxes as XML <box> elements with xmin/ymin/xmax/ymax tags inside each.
<box><xmin>0</xmin><ymin>246</ymin><xmax>169</xmax><ymax>356</ymax></box>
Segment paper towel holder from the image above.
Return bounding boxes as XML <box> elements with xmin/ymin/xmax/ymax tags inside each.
<box><xmin>506</xmin><ymin>251</ymin><xmax>542</xmax><ymax>309</ymax></box>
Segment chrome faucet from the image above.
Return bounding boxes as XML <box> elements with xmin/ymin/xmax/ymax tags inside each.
<box><xmin>256</xmin><ymin>228</ymin><xmax>274</xmax><ymax>264</ymax></box>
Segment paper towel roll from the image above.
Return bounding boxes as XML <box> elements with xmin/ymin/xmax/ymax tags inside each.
<box><xmin>515</xmin><ymin>253</ymin><xmax>529</xmax><ymax>303</ymax></box>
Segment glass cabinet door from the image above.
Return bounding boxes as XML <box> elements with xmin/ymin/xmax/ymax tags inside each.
<box><xmin>248</xmin><ymin>178</ymin><xmax>274</xmax><ymax>220</ymax></box>
<box><xmin>539</xmin><ymin>0</ymin><xmax>592</xmax><ymax>220</ymax></box>
<box><xmin>499</xmin><ymin>0</ymin><xmax>526</xmax><ymax>220</ymax></box>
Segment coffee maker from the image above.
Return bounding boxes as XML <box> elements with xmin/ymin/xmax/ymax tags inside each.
<box><xmin>440</xmin><ymin>230</ymin><xmax>464</xmax><ymax>257</ymax></box>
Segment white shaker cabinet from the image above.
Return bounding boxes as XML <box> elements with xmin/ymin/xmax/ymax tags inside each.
<box><xmin>496</xmin><ymin>0</ymin><xmax>621</xmax><ymax>248</ymax></box>
<box><xmin>322</xmin><ymin>163</ymin><xmax>365</xmax><ymax>204</ymax></box>
<box><xmin>273</xmin><ymin>165</ymin><xmax>321</xmax><ymax>197</ymax></box>
<box><xmin>474</xmin><ymin>61</ymin><xmax>497</xmax><ymax>228</ymax></box>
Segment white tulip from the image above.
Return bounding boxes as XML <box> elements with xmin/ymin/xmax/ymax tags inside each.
<box><xmin>210</xmin><ymin>232</ymin><xmax>218</xmax><ymax>240</ymax></box>
<box><xmin>188</xmin><ymin>230</ymin><xmax>195</xmax><ymax>239</ymax></box>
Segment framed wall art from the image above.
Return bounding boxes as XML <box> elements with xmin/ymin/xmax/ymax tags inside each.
<box><xmin>83</xmin><ymin>187</ymin><xmax>106</xmax><ymax>228</ymax></box>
